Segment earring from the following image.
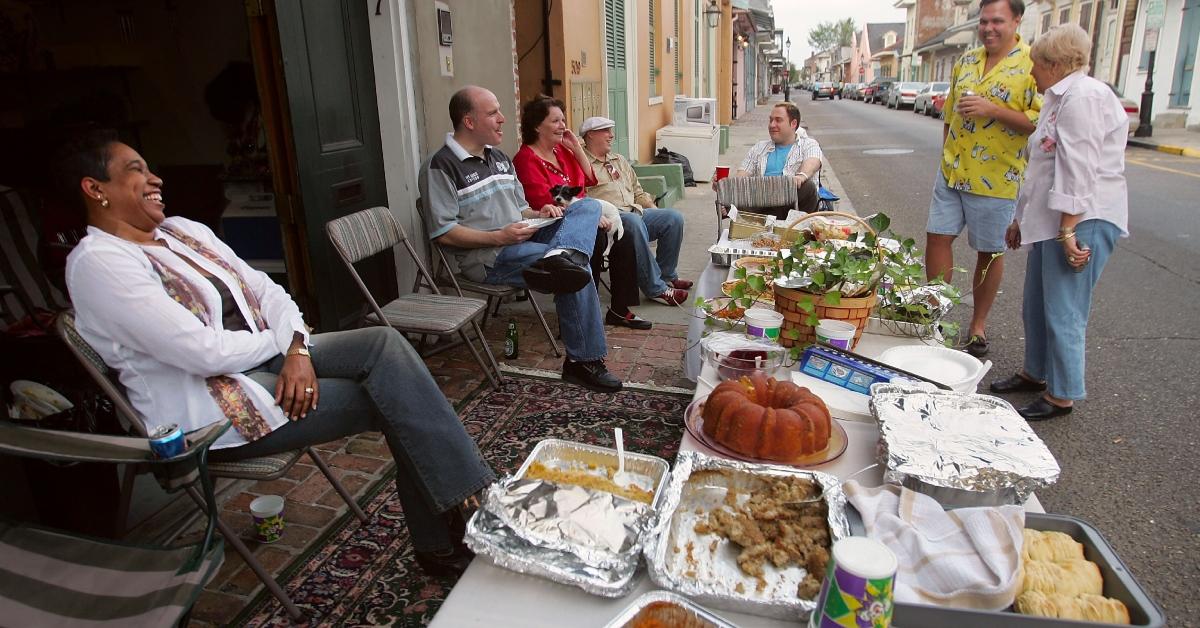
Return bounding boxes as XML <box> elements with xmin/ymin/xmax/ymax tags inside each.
<box><xmin>100</xmin><ymin>198</ymin><xmax>109</xmax><ymax>208</ymax></box>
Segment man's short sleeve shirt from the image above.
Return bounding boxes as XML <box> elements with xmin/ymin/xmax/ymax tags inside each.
<box><xmin>941</xmin><ymin>38</ymin><xmax>1042</xmax><ymax>200</ymax></box>
<box><xmin>418</xmin><ymin>133</ymin><xmax>527</xmax><ymax>281</ymax></box>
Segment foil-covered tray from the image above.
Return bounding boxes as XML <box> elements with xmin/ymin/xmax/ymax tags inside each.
<box><xmin>870</xmin><ymin>384</ymin><xmax>1061</xmax><ymax>507</ymax></box>
<box><xmin>602</xmin><ymin>590</ymin><xmax>738</xmax><ymax>628</ymax></box>
<box><xmin>644</xmin><ymin>450</ymin><xmax>850</xmax><ymax>620</ymax></box>
<box><xmin>465</xmin><ymin>439</ymin><xmax>670</xmax><ymax>597</ymax></box>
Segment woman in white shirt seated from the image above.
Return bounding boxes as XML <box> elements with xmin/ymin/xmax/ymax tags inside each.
<box><xmin>58</xmin><ymin>130</ymin><xmax>493</xmax><ymax>577</ymax></box>
<box><xmin>990</xmin><ymin>24</ymin><xmax>1129</xmax><ymax>421</ymax></box>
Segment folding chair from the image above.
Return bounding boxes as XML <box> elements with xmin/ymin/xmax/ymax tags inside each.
<box><xmin>415</xmin><ymin>199</ymin><xmax>561</xmax><ymax>357</ymax></box>
<box><xmin>56</xmin><ymin>311</ymin><xmax>367</xmax><ymax>622</ymax></box>
<box><xmin>815</xmin><ymin>170</ymin><xmax>840</xmax><ymax>212</ymax></box>
<box><xmin>326</xmin><ymin>206</ymin><xmax>502</xmax><ymax>388</ymax></box>
<box><xmin>714</xmin><ymin>176</ymin><xmax>801</xmax><ymax>240</ymax></box>
<box><xmin>0</xmin><ymin>419</ymin><xmax>228</xmax><ymax>627</ymax></box>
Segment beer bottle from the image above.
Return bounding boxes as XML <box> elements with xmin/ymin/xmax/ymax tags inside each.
<box><xmin>504</xmin><ymin>318</ymin><xmax>519</xmax><ymax>359</ymax></box>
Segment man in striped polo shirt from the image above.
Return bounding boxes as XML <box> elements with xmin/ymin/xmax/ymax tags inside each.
<box><xmin>419</xmin><ymin>86</ymin><xmax>621</xmax><ymax>393</ymax></box>
<box><xmin>733</xmin><ymin>101</ymin><xmax>824</xmax><ymax>218</ymax></box>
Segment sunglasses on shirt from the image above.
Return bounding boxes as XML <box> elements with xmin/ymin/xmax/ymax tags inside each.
<box><xmin>603</xmin><ymin>161</ymin><xmax>620</xmax><ymax>180</ymax></box>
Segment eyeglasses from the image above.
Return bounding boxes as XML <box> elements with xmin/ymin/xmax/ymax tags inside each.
<box><xmin>603</xmin><ymin>161</ymin><xmax>620</xmax><ymax>180</ymax></box>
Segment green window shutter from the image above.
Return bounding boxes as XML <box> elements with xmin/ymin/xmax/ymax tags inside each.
<box><xmin>605</xmin><ymin>0</ymin><xmax>626</xmax><ymax>70</ymax></box>
<box><xmin>649</xmin><ymin>0</ymin><xmax>658</xmax><ymax>97</ymax></box>
<box><xmin>674</xmin><ymin>0</ymin><xmax>681</xmax><ymax>91</ymax></box>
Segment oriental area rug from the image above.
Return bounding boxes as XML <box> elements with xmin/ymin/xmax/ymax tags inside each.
<box><xmin>232</xmin><ymin>370</ymin><xmax>690</xmax><ymax>627</ymax></box>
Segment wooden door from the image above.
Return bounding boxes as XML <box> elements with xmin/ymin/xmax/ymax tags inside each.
<box><xmin>273</xmin><ymin>0</ymin><xmax>394</xmax><ymax>330</ymax></box>
<box><xmin>606</xmin><ymin>0</ymin><xmax>631</xmax><ymax>159</ymax></box>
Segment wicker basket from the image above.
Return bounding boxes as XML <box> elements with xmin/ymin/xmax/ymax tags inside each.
<box><xmin>774</xmin><ymin>288</ymin><xmax>878</xmax><ymax>348</ymax></box>
<box><xmin>771</xmin><ymin>212</ymin><xmax>882</xmax><ymax>349</ymax></box>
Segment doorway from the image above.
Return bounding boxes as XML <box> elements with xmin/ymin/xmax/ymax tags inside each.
<box><xmin>1170</xmin><ymin>0</ymin><xmax>1199</xmax><ymax>108</ymax></box>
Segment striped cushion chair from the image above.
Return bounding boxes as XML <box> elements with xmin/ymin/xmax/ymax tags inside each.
<box><xmin>326</xmin><ymin>206</ymin><xmax>502</xmax><ymax>388</ymax></box>
<box><xmin>56</xmin><ymin>311</ymin><xmax>366</xmax><ymax>622</ymax></box>
<box><xmin>0</xmin><ymin>185</ymin><xmax>70</xmax><ymax>329</ymax></box>
<box><xmin>0</xmin><ymin>420</ymin><xmax>228</xmax><ymax>627</ymax></box>
<box><xmin>714</xmin><ymin>176</ymin><xmax>801</xmax><ymax>239</ymax></box>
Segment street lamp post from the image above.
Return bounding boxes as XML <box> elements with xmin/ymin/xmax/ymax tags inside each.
<box><xmin>784</xmin><ymin>37</ymin><xmax>791</xmax><ymax>101</ymax></box>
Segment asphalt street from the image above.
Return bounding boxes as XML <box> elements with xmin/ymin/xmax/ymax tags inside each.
<box><xmin>797</xmin><ymin>93</ymin><xmax>1199</xmax><ymax>626</ymax></box>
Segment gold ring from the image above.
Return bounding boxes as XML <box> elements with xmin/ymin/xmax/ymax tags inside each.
<box><xmin>304</xmin><ymin>387</ymin><xmax>314</xmax><ymax>395</ymax></box>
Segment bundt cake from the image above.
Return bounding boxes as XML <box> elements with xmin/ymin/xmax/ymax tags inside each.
<box><xmin>701</xmin><ymin>372</ymin><xmax>832</xmax><ymax>462</ymax></box>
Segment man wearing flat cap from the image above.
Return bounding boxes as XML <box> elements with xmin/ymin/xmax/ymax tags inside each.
<box><xmin>581</xmin><ymin>116</ymin><xmax>691</xmax><ymax>307</ymax></box>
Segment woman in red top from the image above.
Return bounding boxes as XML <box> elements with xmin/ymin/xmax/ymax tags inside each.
<box><xmin>513</xmin><ymin>96</ymin><xmax>651</xmax><ymax>330</ymax></box>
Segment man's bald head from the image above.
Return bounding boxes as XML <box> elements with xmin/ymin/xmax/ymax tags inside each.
<box><xmin>450</xmin><ymin>85</ymin><xmax>491</xmax><ymax>131</ymax></box>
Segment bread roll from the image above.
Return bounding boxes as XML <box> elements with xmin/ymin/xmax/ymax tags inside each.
<box><xmin>1023</xmin><ymin>529</ymin><xmax>1085</xmax><ymax>562</ymax></box>
<box><xmin>1016</xmin><ymin>591</ymin><xmax>1130</xmax><ymax>624</ymax></box>
<box><xmin>1020</xmin><ymin>559</ymin><xmax>1103</xmax><ymax>597</ymax></box>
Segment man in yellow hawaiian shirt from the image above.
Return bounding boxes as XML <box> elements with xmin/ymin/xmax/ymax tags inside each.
<box><xmin>927</xmin><ymin>0</ymin><xmax>1041</xmax><ymax>358</ymax></box>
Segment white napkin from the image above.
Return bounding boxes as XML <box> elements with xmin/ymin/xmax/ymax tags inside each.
<box><xmin>843</xmin><ymin>480</ymin><xmax>1025</xmax><ymax>610</ymax></box>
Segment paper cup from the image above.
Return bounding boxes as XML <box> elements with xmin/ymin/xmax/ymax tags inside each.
<box><xmin>809</xmin><ymin>537</ymin><xmax>898</xmax><ymax>628</ymax></box>
<box><xmin>743</xmin><ymin>308</ymin><xmax>783</xmax><ymax>341</ymax></box>
<box><xmin>249</xmin><ymin>495</ymin><xmax>285</xmax><ymax>543</ymax></box>
<box><xmin>714</xmin><ymin>166</ymin><xmax>731</xmax><ymax>182</ymax></box>
<box><xmin>816</xmin><ymin>319</ymin><xmax>857</xmax><ymax>350</ymax></box>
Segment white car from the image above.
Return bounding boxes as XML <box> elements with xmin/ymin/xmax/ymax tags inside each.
<box><xmin>887</xmin><ymin>82</ymin><xmax>927</xmax><ymax>109</ymax></box>
<box><xmin>913</xmin><ymin>82</ymin><xmax>951</xmax><ymax>116</ymax></box>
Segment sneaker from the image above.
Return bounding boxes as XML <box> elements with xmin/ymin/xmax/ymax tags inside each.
<box><xmin>605</xmin><ymin>309</ymin><xmax>653</xmax><ymax>330</ymax></box>
<box><xmin>414</xmin><ymin>543</ymin><xmax>474</xmax><ymax>578</ymax></box>
<box><xmin>522</xmin><ymin>250</ymin><xmax>591</xmax><ymax>294</ymax></box>
<box><xmin>669</xmin><ymin>278</ymin><xmax>694</xmax><ymax>290</ymax></box>
<box><xmin>964</xmin><ymin>334</ymin><xmax>989</xmax><ymax>357</ymax></box>
<box><xmin>651</xmin><ymin>288</ymin><xmax>689</xmax><ymax>306</ymax></box>
<box><xmin>561</xmin><ymin>359</ymin><xmax>623</xmax><ymax>392</ymax></box>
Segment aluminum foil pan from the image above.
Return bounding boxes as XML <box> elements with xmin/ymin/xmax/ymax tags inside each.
<box><xmin>870</xmin><ymin>384</ymin><xmax>1061</xmax><ymax>507</ymax></box>
<box><xmin>878</xmin><ymin>283</ymin><xmax>956</xmax><ymax>324</ymax></box>
<box><xmin>602</xmin><ymin>590</ymin><xmax>738</xmax><ymax>628</ymax></box>
<box><xmin>644</xmin><ymin>450</ymin><xmax>850</xmax><ymax>620</ymax></box>
<box><xmin>464</xmin><ymin>439</ymin><xmax>670</xmax><ymax>597</ymax></box>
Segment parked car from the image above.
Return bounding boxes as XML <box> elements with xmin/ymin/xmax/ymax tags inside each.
<box><xmin>872</xmin><ymin>79</ymin><xmax>897</xmax><ymax>105</ymax></box>
<box><xmin>914</xmin><ymin>82</ymin><xmax>951</xmax><ymax>115</ymax></box>
<box><xmin>812</xmin><ymin>82</ymin><xmax>837</xmax><ymax>100</ymax></box>
<box><xmin>842</xmin><ymin>82</ymin><xmax>863</xmax><ymax>99</ymax></box>
<box><xmin>887</xmin><ymin>82</ymin><xmax>926</xmax><ymax>109</ymax></box>
<box><xmin>932</xmin><ymin>92</ymin><xmax>948</xmax><ymax>119</ymax></box>
<box><xmin>1106</xmin><ymin>83</ymin><xmax>1140</xmax><ymax>135</ymax></box>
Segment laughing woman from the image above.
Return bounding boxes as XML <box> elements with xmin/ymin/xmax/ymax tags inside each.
<box><xmin>990</xmin><ymin>24</ymin><xmax>1129</xmax><ymax>420</ymax></box>
<box><xmin>58</xmin><ymin>130</ymin><xmax>494</xmax><ymax>576</ymax></box>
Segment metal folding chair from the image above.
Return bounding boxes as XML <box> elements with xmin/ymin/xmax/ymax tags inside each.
<box><xmin>415</xmin><ymin>199</ymin><xmax>561</xmax><ymax>357</ymax></box>
<box><xmin>325</xmin><ymin>206</ymin><xmax>502</xmax><ymax>388</ymax></box>
<box><xmin>56</xmin><ymin>311</ymin><xmax>367</xmax><ymax>622</ymax></box>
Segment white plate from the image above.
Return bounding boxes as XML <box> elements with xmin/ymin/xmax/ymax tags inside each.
<box><xmin>877</xmin><ymin>345</ymin><xmax>984</xmax><ymax>391</ymax></box>
<box><xmin>10</xmin><ymin>380</ymin><xmax>73</xmax><ymax>418</ymax></box>
<box><xmin>521</xmin><ymin>217</ymin><xmax>562</xmax><ymax>229</ymax></box>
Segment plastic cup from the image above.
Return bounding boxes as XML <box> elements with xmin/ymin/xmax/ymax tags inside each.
<box><xmin>743</xmin><ymin>308</ymin><xmax>783</xmax><ymax>341</ymax></box>
<box><xmin>809</xmin><ymin>537</ymin><xmax>898</xmax><ymax>628</ymax></box>
<box><xmin>816</xmin><ymin>319</ymin><xmax>857</xmax><ymax>350</ymax></box>
<box><xmin>714</xmin><ymin>166</ymin><xmax>731</xmax><ymax>182</ymax></box>
<box><xmin>249</xmin><ymin>495</ymin><xmax>285</xmax><ymax>543</ymax></box>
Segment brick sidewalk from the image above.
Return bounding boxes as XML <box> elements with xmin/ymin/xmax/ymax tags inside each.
<box><xmin>189</xmin><ymin>310</ymin><xmax>693</xmax><ymax>625</ymax></box>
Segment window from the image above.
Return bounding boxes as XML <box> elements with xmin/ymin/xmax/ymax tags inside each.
<box><xmin>649</xmin><ymin>0</ymin><xmax>659</xmax><ymax>98</ymax></box>
<box><xmin>1041</xmin><ymin>10</ymin><xmax>1052</xmax><ymax>34</ymax></box>
<box><xmin>1058</xmin><ymin>6</ymin><xmax>1070</xmax><ymax>25</ymax></box>
<box><xmin>1078</xmin><ymin>1</ymin><xmax>1093</xmax><ymax>31</ymax></box>
<box><xmin>884</xmin><ymin>31</ymin><xmax>896</xmax><ymax>47</ymax></box>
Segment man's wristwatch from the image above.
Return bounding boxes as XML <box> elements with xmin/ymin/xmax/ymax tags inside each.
<box><xmin>288</xmin><ymin>347</ymin><xmax>311</xmax><ymax>358</ymax></box>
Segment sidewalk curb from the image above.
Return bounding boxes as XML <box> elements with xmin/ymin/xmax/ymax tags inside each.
<box><xmin>1127</xmin><ymin>138</ymin><xmax>1200</xmax><ymax>158</ymax></box>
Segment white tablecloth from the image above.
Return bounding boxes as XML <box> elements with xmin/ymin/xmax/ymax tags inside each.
<box><xmin>432</xmin><ymin>273</ymin><xmax>1042</xmax><ymax>627</ymax></box>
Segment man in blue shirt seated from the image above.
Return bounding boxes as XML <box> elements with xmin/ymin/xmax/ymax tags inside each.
<box><xmin>734</xmin><ymin>102</ymin><xmax>824</xmax><ymax>218</ymax></box>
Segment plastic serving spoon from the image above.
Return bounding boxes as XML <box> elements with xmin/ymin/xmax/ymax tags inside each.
<box><xmin>613</xmin><ymin>427</ymin><xmax>632</xmax><ymax>487</ymax></box>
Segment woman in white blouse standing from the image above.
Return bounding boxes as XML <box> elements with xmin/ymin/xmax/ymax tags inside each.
<box><xmin>58</xmin><ymin>130</ymin><xmax>493</xmax><ymax>577</ymax></box>
<box><xmin>989</xmin><ymin>24</ymin><xmax>1129</xmax><ymax>420</ymax></box>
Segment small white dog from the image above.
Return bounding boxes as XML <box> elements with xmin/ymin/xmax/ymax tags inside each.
<box><xmin>549</xmin><ymin>185</ymin><xmax>623</xmax><ymax>257</ymax></box>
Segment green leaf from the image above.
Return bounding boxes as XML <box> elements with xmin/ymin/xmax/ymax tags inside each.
<box><xmin>812</xmin><ymin>271</ymin><xmax>825</xmax><ymax>287</ymax></box>
<box><xmin>735</xmin><ymin>267</ymin><xmax>747</xmax><ymax>279</ymax></box>
<box><xmin>798</xmin><ymin>300</ymin><xmax>815</xmax><ymax>313</ymax></box>
<box><xmin>746</xmin><ymin>275</ymin><xmax>766</xmax><ymax>292</ymax></box>
<box><xmin>784</xmin><ymin>328</ymin><xmax>800</xmax><ymax>340</ymax></box>
<box><xmin>866</xmin><ymin>212</ymin><xmax>891</xmax><ymax>234</ymax></box>
<box><xmin>824</xmin><ymin>290</ymin><xmax>842</xmax><ymax>306</ymax></box>
<box><xmin>731</xmin><ymin>284</ymin><xmax>746</xmax><ymax>299</ymax></box>
<box><xmin>738</xmin><ymin>297</ymin><xmax>753</xmax><ymax>308</ymax></box>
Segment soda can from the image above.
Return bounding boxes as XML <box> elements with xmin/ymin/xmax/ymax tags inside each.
<box><xmin>148</xmin><ymin>423</ymin><xmax>186</xmax><ymax>459</ymax></box>
<box><xmin>809</xmin><ymin>537</ymin><xmax>898</xmax><ymax>628</ymax></box>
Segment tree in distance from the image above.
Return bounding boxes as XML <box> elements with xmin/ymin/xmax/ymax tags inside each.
<box><xmin>808</xmin><ymin>18</ymin><xmax>856</xmax><ymax>52</ymax></box>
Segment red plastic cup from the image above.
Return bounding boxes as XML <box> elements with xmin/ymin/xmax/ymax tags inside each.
<box><xmin>714</xmin><ymin>166</ymin><xmax>730</xmax><ymax>182</ymax></box>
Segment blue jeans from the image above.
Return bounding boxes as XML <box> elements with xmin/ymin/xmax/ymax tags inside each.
<box><xmin>623</xmin><ymin>207</ymin><xmax>685</xmax><ymax>298</ymax></box>
<box><xmin>211</xmin><ymin>326</ymin><xmax>495</xmax><ymax>552</ymax></box>
<box><xmin>484</xmin><ymin>198</ymin><xmax>607</xmax><ymax>362</ymax></box>
<box><xmin>1022</xmin><ymin>219</ymin><xmax>1121</xmax><ymax>401</ymax></box>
